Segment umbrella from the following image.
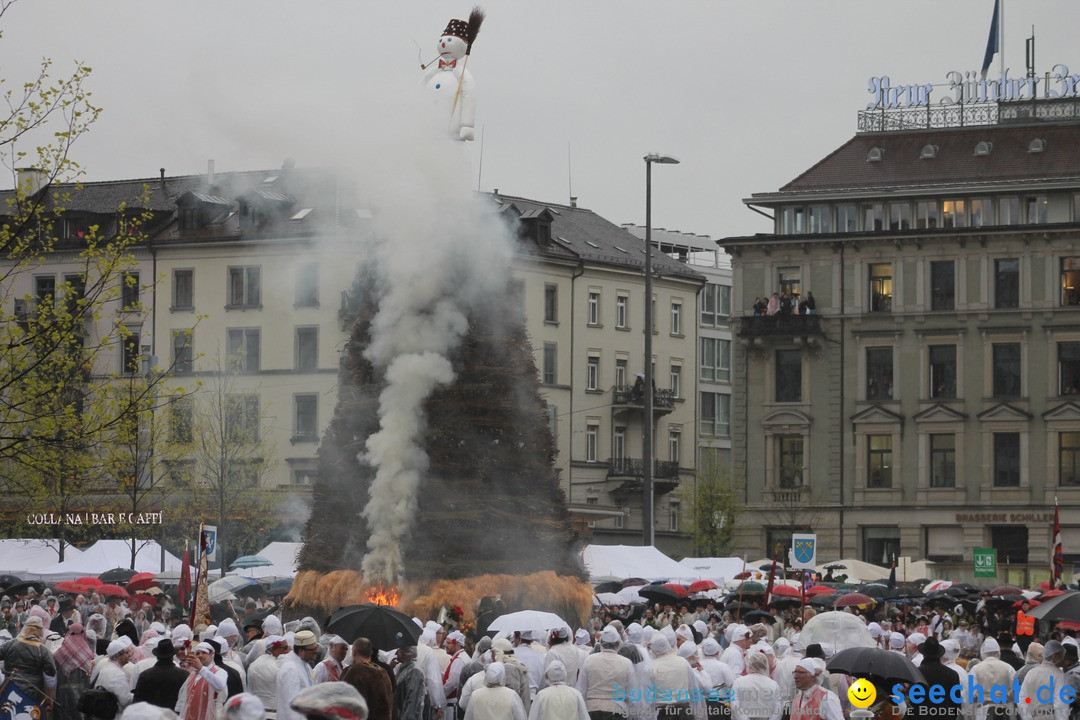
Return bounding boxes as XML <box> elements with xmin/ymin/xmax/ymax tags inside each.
<box><xmin>805</xmin><ymin>585</ymin><xmax>835</xmax><ymax>597</ymax></box>
<box><xmin>593</xmin><ymin>581</ymin><xmax>624</xmax><ymax>594</ymax></box>
<box><xmin>55</xmin><ymin>580</ymin><xmax>97</xmax><ymax>595</ymax></box>
<box><xmin>637</xmin><ymin>585</ymin><xmax>686</xmax><ymax>604</ymax></box>
<box><xmin>769</xmin><ymin>596</ymin><xmax>803</xmax><ymax>609</ymax></box>
<box><xmin>744</xmin><ymin>610</ymin><xmax>776</xmax><ymax>624</ymax></box>
<box><xmin>1012</xmin><ymin>599</ymin><xmax>1040</xmax><ymax>609</ymax></box>
<box><xmin>0</xmin><ymin>574</ymin><xmax>22</xmax><ymax>589</ymax></box>
<box><xmin>129</xmin><ymin>592</ymin><xmax>158</xmax><ymax>608</ymax></box>
<box><xmin>76</xmin><ymin>577</ymin><xmax>104</xmax><ymax>588</ymax></box>
<box><xmin>770</xmin><ymin>585</ymin><xmax>801</xmax><ymax>598</ymax></box>
<box><xmin>99</xmin><ymin>568</ymin><xmax>138</xmax><ymax>584</ymax></box>
<box><xmin>688</xmin><ymin>580</ymin><xmax>717</xmax><ymax>593</ymax></box>
<box><xmin>1041</xmin><ymin>589</ymin><xmax>1066</xmax><ymax>600</ymax></box>
<box><xmin>834</xmin><ymin>593</ymin><xmax>876</xmax><ymax>608</ymax></box>
<box><xmin>736</xmin><ymin>581</ymin><xmax>767</xmax><ymax>595</ymax></box>
<box><xmin>487</xmin><ymin>610</ymin><xmax>571</xmax><ymax>635</ymax></box>
<box><xmin>615</xmin><ymin>586</ymin><xmax>647</xmax><ymax>605</ymax></box>
<box><xmin>1027</xmin><ymin>591</ymin><xmax>1080</xmax><ymax>622</ymax></box>
<box><xmin>268</xmin><ymin>578</ymin><xmax>293</xmax><ymax>596</ymax></box>
<box><xmin>724</xmin><ymin>601</ymin><xmax>756</xmax><ymax>614</ymax></box>
<box><xmin>990</xmin><ymin>584</ymin><xmax>1023</xmax><ymax>596</ymax></box>
<box><xmin>857</xmin><ymin>584</ymin><xmax>897</xmax><ymax>600</ymax></box>
<box><xmin>230</xmin><ymin>555</ymin><xmax>273</xmax><ymax>570</ymax></box>
<box><xmin>827</xmin><ymin>646</ymin><xmax>926</xmax><ymax>684</ymax></box>
<box><xmin>126</xmin><ymin>573</ymin><xmax>158</xmax><ymax>592</ymax></box>
<box><xmin>4</xmin><ymin>580</ymin><xmax>47</xmax><ymax>597</ymax></box>
<box><xmin>800</xmin><ymin>611</ymin><xmax>876</xmax><ymax>652</ymax></box>
<box><xmin>595</xmin><ymin>592</ymin><xmax>625</xmax><ymax>606</ymax></box>
<box><xmin>209</xmin><ymin>576</ymin><xmax>259</xmax><ymax>603</ymax></box>
<box><xmin>98</xmin><ymin>584</ymin><xmax>129</xmax><ymax>598</ymax></box>
<box><xmin>923</xmin><ymin>580</ymin><xmax>953</xmax><ymax>593</ymax></box>
<box><xmin>326</xmin><ymin>604</ymin><xmax>421</xmax><ymax>650</ymax></box>
<box><xmin>620</xmin><ymin>578</ymin><xmax>648</xmax><ymax>588</ymax></box>
<box><xmin>809</xmin><ymin>593</ymin><xmax>841</xmax><ymax>607</ymax></box>
<box><xmin>823</xmin><ymin>563</ymin><xmax>847</xmax><ymax>570</ymax></box>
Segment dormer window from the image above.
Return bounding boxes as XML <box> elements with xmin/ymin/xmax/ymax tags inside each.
<box><xmin>176</xmin><ymin>192</ymin><xmax>231</xmax><ymax>232</ymax></box>
<box><xmin>974</xmin><ymin>141</ymin><xmax>993</xmax><ymax>156</ymax></box>
<box><xmin>919</xmin><ymin>144</ymin><xmax>939</xmax><ymax>159</ymax></box>
<box><xmin>1028</xmin><ymin>138</ymin><xmax>1046</xmax><ymax>153</ymax></box>
<box><xmin>63</xmin><ymin>216</ymin><xmax>89</xmax><ymax>239</ymax></box>
<box><xmin>866</xmin><ymin>147</ymin><xmax>884</xmax><ymax>162</ymax></box>
<box><xmin>518</xmin><ymin>208</ymin><xmax>555</xmax><ymax>245</ymax></box>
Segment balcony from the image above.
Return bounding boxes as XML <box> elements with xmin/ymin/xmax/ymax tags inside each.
<box><xmin>737</xmin><ymin>314</ymin><xmax>824</xmax><ymax>340</ymax></box>
<box><xmin>606</xmin><ymin>457</ymin><xmax>680</xmax><ymax>496</ymax></box>
<box><xmin>611</xmin><ymin>385</ymin><xmax>676</xmax><ymax>415</ymax></box>
<box><xmin>768</xmin><ymin>486</ymin><xmax>806</xmax><ymax>504</ymax></box>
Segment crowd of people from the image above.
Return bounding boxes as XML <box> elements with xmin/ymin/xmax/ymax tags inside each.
<box><xmin>0</xmin><ymin>581</ymin><xmax>1078</xmax><ymax>720</ymax></box>
<box><xmin>751</xmin><ymin>291</ymin><xmax>815</xmax><ymax>317</ymax></box>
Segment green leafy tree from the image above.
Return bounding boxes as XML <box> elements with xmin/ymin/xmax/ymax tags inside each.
<box><xmin>685</xmin><ymin>449</ymin><xmax>741</xmax><ymax>557</ymax></box>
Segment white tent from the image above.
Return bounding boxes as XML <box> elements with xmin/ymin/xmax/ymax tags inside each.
<box><xmin>229</xmin><ymin>541</ymin><xmax>299</xmax><ymax>580</ymax></box>
<box><xmin>0</xmin><ymin>539</ymin><xmax>82</xmax><ymax>575</ymax></box>
<box><xmin>23</xmin><ymin>540</ymin><xmax>182</xmax><ymax>582</ymax></box>
<box><xmin>677</xmin><ymin>557</ymin><xmax>748</xmax><ymax>583</ymax></box>
<box><xmin>813</xmin><ymin>557</ymin><xmax>935</xmax><ymax>584</ymax></box>
<box><xmin>582</xmin><ymin>544</ymin><xmax>688</xmax><ymax>581</ymax></box>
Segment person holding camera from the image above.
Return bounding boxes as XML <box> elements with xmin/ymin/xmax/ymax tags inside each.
<box><xmin>176</xmin><ymin>642</ymin><xmax>229</xmax><ymax>720</ymax></box>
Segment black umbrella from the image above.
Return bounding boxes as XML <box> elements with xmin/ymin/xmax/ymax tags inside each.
<box><xmin>593</xmin><ymin>581</ymin><xmax>624</xmax><ymax>594</ymax></box>
<box><xmin>0</xmin><ymin>574</ymin><xmax>22</xmax><ymax>589</ymax></box>
<box><xmin>743</xmin><ymin>609</ymin><xmax>777</xmax><ymax>624</ymax></box>
<box><xmin>4</xmin><ymin>580</ymin><xmax>47</xmax><ymax>597</ymax></box>
<box><xmin>99</xmin><ymin>567</ymin><xmax>138</xmax><ymax>584</ymax></box>
<box><xmin>858</xmin><ymin>584</ymin><xmax>899</xmax><ymax>600</ymax></box>
<box><xmin>808</xmin><ymin>592</ymin><xmax>841</xmax><ymax>607</ymax></box>
<box><xmin>724</xmin><ymin>601</ymin><xmax>756</xmax><ymax>614</ymax></box>
<box><xmin>268</xmin><ymin>578</ymin><xmax>293</xmax><ymax>596</ymax></box>
<box><xmin>326</xmin><ymin>603</ymin><xmax>421</xmax><ymax>650</ymax></box>
<box><xmin>1027</xmin><ymin>591</ymin><xmax>1080</xmax><ymax>622</ymax></box>
<box><xmin>637</xmin><ymin>585</ymin><xmax>686</xmax><ymax>604</ymax></box>
<box><xmin>620</xmin><ymin>578</ymin><xmax>649</xmax><ymax>588</ymax></box>
<box><xmin>827</xmin><ymin>646</ymin><xmax>926</xmax><ymax>684</ymax></box>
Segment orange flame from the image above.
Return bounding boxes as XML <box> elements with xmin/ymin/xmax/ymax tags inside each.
<box><xmin>362</xmin><ymin>583</ymin><xmax>401</xmax><ymax>607</ymax></box>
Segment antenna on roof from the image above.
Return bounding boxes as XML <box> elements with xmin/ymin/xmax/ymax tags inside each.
<box><xmin>477</xmin><ymin>125</ymin><xmax>485</xmax><ymax>192</ymax></box>
<box><xmin>567</xmin><ymin>141</ymin><xmax>574</xmax><ymax>207</ymax></box>
<box><xmin>1025</xmin><ymin>26</ymin><xmax>1035</xmax><ymax>80</ymax></box>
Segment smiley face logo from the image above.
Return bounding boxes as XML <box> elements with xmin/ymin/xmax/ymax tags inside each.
<box><xmin>848</xmin><ymin>678</ymin><xmax>877</xmax><ymax>708</ymax></box>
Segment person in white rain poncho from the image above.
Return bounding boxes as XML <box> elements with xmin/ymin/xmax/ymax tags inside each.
<box><xmin>969</xmin><ymin>637</ymin><xmax>1015</xmax><ymax>720</ymax></box>
<box><xmin>247</xmin><ymin>635</ymin><xmax>288</xmax><ymax>717</ymax></box>
<box><xmin>528</xmin><ymin>660</ymin><xmax>588</xmax><ymax>720</ymax></box>
<box><xmin>544</xmin><ymin>627</ymin><xmax>583</xmax><ymax>688</ymax></box>
<box><xmin>1019</xmin><ymin>640</ymin><xmax>1069</xmax><ymax>720</ymax></box>
<box><xmin>731</xmin><ymin>652</ymin><xmax>781</xmax><ymax>720</ymax></box>
<box><xmin>579</xmin><ymin>625</ymin><xmax>632</xmax><ymax>719</ymax></box>
<box><xmin>463</xmin><ymin>662</ymin><xmax>527</xmax><ymax>720</ymax></box>
<box><xmin>789</xmin><ymin>659</ymin><xmax>842</xmax><ymax>720</ymax></box>
<box><xmin>97</xmin><ymin>639</ymin><xmax>135</xmax><ymax>715</ymax></box>
<box><xmin>647</xmin><ymin>633</ymin><xmax>706</xmax><ymax>719</ymax></box>
<box><xmin>722</xmin><ymin>624</ymin><xmax>752</xmax><ymax>676</ymax></box>
<box><xmin>941</xmin><ymin>639</ymin><xmax>974</xmax><ymax>720</ymax></box>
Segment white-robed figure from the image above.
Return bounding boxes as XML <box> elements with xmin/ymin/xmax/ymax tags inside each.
<box><xmin>1020</xmin><ymin>640</ymin><xmax>1069</xmax><ymax>720</ymax></box>
<box><xmin>276</xmin><ymin>631</ymin><xmax>317</xmax><ymax>720</ymax></box>
<box><xmin>789</xmin><ymin>659</ymin><xmax>843</xmax><ymax>720</ymax></box>
<box><xmin>731</xmin><ymin>652</ymin><xmax>782</xmax><ymax>720</ymax></box>
<box><xmin>97</xmin><ymin>639</ymin><xmax>135</xmax><ymax>714</ymax></box>
<box><xmin>969</xmin><ymin>637</ymin><xmax>1016</xmax><ymax>720</ymax></box>
<box><xmin>528</xmin><ymin>661</ymin><xmax>588</xmax><ymax>720</ymax></box>
<box><xmin>247</xmin><ymin>635</ymin><xmax>288</xmax><ymax>718</ymax></box>
<box><xmin>464</xmin><ymin>662</ymin><xmax>527</xmax><ymax>720</ymax></box>
<box><xmin>313</xmin><ymin>637</ymin><xmax>348</xmax><ymax>684</ymax></box>
<box><xmin>176</xmin><ymin>642</ymin><xmax>229</xmax><ymax>720</ymax></box>
<box><xmin>422</xmin><ymin>8</ymin><xmax>485</xmax><ymax>141</ymax></box>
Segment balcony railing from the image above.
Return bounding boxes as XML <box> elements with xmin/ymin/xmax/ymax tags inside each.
<box><xmin>607</xmin><ymin>457</ymin><xmax>680</xmax><ymax>479</ymax></box>
<box><xmin>737</xmin><ymin>314</ymin><xmax>823</xmax><ymax>338</ymax></box>
<box><xmin>769</xmin><ymin>487</ymin><xmax>806</xmax><ymax>504</ymax></box>
<box><xmin>611</xmin><ymin>385</ymin><xmax>676</xmax><ymax>411</ymax></box>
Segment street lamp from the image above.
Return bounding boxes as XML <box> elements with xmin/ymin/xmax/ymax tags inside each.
<box><xmin>643</xmin><ymin>153</ymin><xmax>679</xmax><ymax>547</ymax></box>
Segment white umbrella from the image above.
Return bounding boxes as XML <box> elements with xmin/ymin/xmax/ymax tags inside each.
<box><xmin>487</xmin><ymin>610</ymin><xmax>571</xmax><ymax>635</ymax></box>
<box><xmin>208</xmin><ymin>576</ymin><xmax>258</xmax><ymax>603</ymax></box>
<box><xmin>799</xmin><ymin>611</ymin><xmax>876</xmax><ymax>652</ymax></box>
<box><xmin>595</xmin><ymin>592</ymin><xmax>624</xmax><ymax>606</ymax></box>
<box><xmin>615</xmin><ymin>586</ymin><xmax>647</xmax><ymax>605</ymax></box>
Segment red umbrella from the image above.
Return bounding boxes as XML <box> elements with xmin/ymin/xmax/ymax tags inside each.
<box><xmin>129</xmin><ymin>592</ymin><xmax>158</xmax><ymax>608</ymax></box>
<box><xmin>76</xmin><ymin>577</ymin><xmax>104</xmax><ymax>588</ymax></box>
<box><xmin>770</xmin><ymin>585</ymin><xmax>801</xmax><ymax>598</ymax></box>
<box><xmin>126</xmin><ymin>573</ymin><xmax>158</xmax><ymax>592</ymax></box>
<box><xmin>733</xmin><ymin>571</ymin><xmax>752</xmax><ymax>580</ymax></box>
<box><xmin>661</xmin><ymin>583</ymin><xmax>689</xmax><ymax>598</ymax></box>
<box><xmin>1041</xmin><ymin>589</ymin><xmax>1066</xmax><ymax>600</ymax></box>
<box><xmin>1038</xmin><ymin>580</ymin><xmax>1052</xmax><ymax>591</ymax></box>
<box><xmin>990</xmin><ymin>585</ymin><xmax>1023</xmax><ymax>596</ymax></box>
<box><xmin>97</xmin><ymin>584</ymin><xmax>129</xmax><ymax>598</ymax></box>
<box><xmin>805</xmin><ymin>585</ymin><xmax>835</xmax><ymax>597</ymax></box>
<box><xmin>1012</xmin><ymin>598</ymin><xmax>1041</xmax><ymax>609</ymax></box>
<box><xmin>834</xmin><ymin>592</ymin><xmax>876</xmax><ymax>608</ymax></box>
<box><xmin>55</xmin><ymin>580</ymin><xmax>95</xmax><ymax>595</ymax></box>
<box><xmin>688</xmin><ymin>580</ymin><xmax>717</xmax><ymax>593</ymax></box>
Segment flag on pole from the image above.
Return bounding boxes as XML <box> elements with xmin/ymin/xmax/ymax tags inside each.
<box><xmin>764</xmin><ymin>544</ymin><xmax>780</xmax><ymax>605</ymax></box>
<box><xmin>981</xmin><ymin>0</ymin><xmax>1000</xmax><ymax>81</ymax></box>
<box><xmin>189</xmin><ymin>523</ymin><xmax>211</xmax><ymax>629</ymax></box>
<box><xmin>178</xmin><ymin>540</ymin><xmax>191</xmax><ymax>610</ymax></box>
<box><xmin>1053</xmin><ymin>498</ymin><xmax>1064</xmax><ymax>587</ymax></box>
<box><xmin>0</xmin><ymin>678</ymin><xmax>41</xmax><ymax>720</ymax></box>
<box><xmin>887</xmin><ymin>557</ymin><xmax>897</xmax><ymax>590</ymax></box>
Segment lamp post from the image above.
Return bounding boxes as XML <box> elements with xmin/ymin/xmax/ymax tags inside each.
<box><xmin>642</xmin><ymin>153</ymin><xmax>679</xmax><ymax>547</ymax></box>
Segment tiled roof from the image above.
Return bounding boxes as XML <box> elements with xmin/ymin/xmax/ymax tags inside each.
<box><xmin>773</xmin><ymin>121</ymin><xmax>1080</xmax><ymax>197</ymax></box>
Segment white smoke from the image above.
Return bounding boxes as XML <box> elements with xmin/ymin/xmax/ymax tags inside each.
<box><xmin>355</xmin><ymin>70</ymin><xmax>515</xmax><ymax>584</ymax></box>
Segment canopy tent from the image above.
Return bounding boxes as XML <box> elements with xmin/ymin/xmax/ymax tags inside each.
<box><xmin>812</xmin><ymin>557</ymin><xmax>935</xmax><ymax>584</ymax></box>
<box><xmin>229</xmin><ymin>541</ymin><xmax>299</xmax><ymax>580</ymax></box>
<box><xmin>677</xmin><ymin>557</ymin><xmax>748</xmax><ymax>583</ymax></box>
<box><xmin>23</xmin><ymin>540</ymin><xmax>182</xmax><ymax>582</ymax></box>
<box><xmin>582</xmin><ymin>544</ymin><xmax>688</xmax><ymax>582</ymax></box>
<box><xmin>0</xmin><ymin>539</ymin><xmax>82</xmax><ymax>575</ymax></box>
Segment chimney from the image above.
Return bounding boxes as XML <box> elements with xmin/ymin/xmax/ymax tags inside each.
<box><xmin>207</xmin><ymin>159</ymin><xmax>215</xmax><ymax>188</ymax></box>
<box><xmin>160</xmin><ymin>168</ymin><xmax>166</xmax><ymax>192</ymax></box>
<box><xmin>570</xmin><ymin>196</ymin><xmax>578</xmax><ymax>208</ymax></box>
<box><xmin>16</xmin><ymin>168</ymin><xmax>46</xmax><ymax>197</ymax></box>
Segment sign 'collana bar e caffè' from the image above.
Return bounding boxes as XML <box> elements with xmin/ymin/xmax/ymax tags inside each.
<box><xmin>868</xmin><ymin>64</ymin><xmax>1080</xmax><ymax>110</ymax></box>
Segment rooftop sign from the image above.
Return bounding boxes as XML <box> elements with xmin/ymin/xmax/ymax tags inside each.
<box><xmin>868</xmin><ymin>64</ymin><xmax>1080</xmax><ymax>110</ymax></box>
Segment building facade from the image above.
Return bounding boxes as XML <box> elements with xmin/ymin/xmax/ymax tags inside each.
<box><xmin>723</xmin><ymin>98</ymin><xmax>1080</xmax><ymax>584</ymax></box>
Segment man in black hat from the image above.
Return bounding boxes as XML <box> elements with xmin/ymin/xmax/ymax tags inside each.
<box><xmin>133</xmin><ymin>638</ymin><xmax>189</xmax><ymax>710</ymax></box>
<box><xmin>49</xmin><ymin>596</ymin><xmax>76</xmax><ymax>637</ymax></box>
<box><xmin>910</xmin><ymin>637</ymin><xmax>960</xmax><ymax>720</ymax></box>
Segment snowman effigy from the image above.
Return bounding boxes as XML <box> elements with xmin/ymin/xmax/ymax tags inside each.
<box><xmin>422</xmin><ymin>7</ymin><xmax>484</xmax><ymax>141</ymax></box>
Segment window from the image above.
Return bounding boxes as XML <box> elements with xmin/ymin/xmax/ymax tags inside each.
<box><xmin>700</xmin><ymin>392</ymin><xmax>730</xmax><ymax>437</ymax></box>
<box><xmin>587</xmin><ymin>292</ymin><xmax>600</xmax><ymax>325</ymax></box>
<box><xmin>169</xmin><ymin>398</ymin><xmax>193</xmax><ymax>444</ymax></box>
<box><xmin>585</xmin><ymin>424</ymin><xmax>598</xmax><ymax>462</ymax></box>
<box><xmin>227</xmin><ymin>328</ymin><xmax>261</xmax><ymax>372</ymax></box>
<box><xmin>668</xmin><ymin>501</ymin><xmax>680</xmax><ymax>532</ymax></box>
<box><xmin>670</xmin><ymin>302</ymin><xmax>682</xmax><ymax>335</ymax></box>
<box><xmin>228</xmin><ymin>266</ymin><xmax>261</xmax><ymax>308</ymax></box>
<box><xmin>1061</xmin><ymin>433</ymin><xmax>1080</xmax><ymax>486</ymax></box>
<box><xmin>916</xmin><ymin>200</ymin><xmax>940</xmax><ymax>229</ymax></box>
<box><xmin>544</xmin><ymin>284</ymin><xmax>557</xmax><ymax>323</ymax></box>
<box><xmin>775</xmin><ymin>349</ymin><xmax>802</xmax><ymax>402</ymax></box>
<box><xmin>173</xmin><ymin>269</ymin><xmax>194</xmax><ymax>309</ymax></box>
<box><xmin>296</xmin><ymin>326</ymin><xmax>318</xmax><ymax>372</ymax></box>
<box><xmin>120</xmin><ymin>272</ymin><xmax>140</xmax><ymax>310</ymax></box>
<box><xmin>586</xmin><ymin>355</ymin><xmax>599</xmax><ymax>391</ymax></box>
<box><xmin>670</xmin><ymin>366</ymin><xmax>681</xmax><ymax>399</ymax></box>
<box><xmin>1059</xmin><ymin>342</ymin><xmax>1080</xmax><ymax>395</ymax></box>
<box><xmin>295</xmin><ymin>263</ymin><xmax>318</xmax><ymax>307</ymax></box>
<box><xmin>866</xmin><ymin>347</ymin><xmax>893</xmax><ymax>401</ymax></box>
<box><xmin>889</xmin><ymin>202</ymin><xmax>911</xmax><ymax>230</ymax></box>
<box><xmin>225</xmin><ymin>394</ymin><xmax>260</xmax><ymax>442</ymax></box>
<box><xmin>1025</xmin><ymin>195</ymin><xmax>1048</xmax><ymax>224</ymax></box>
<box><xmin>778</xmin><ymin>267</ymin><xmax>801</xmax><ymax>298</ymax></box>
<box><xmin>781</xmin><ymin>206</ymin><xmax>805</xmax><ymax>234</ymax></box>
<box><xmin>1062</xmin><ymin>258</ymin><xmax>1080</xmax><ymax>306</ymax></box>
<box><xmin>869</xmin><ymin>264</ymin><xmax>892</xmax><ymax>312</ymax></box>
<box><xmin>995</xmin><ymin>259</ymin><xmax>1019</xmax><ymax>309</ymax></box>
<box><xmin>616</xmin><ymin>295</ymin><xmax>628</xmax><ymax>328</ymax></box>
<box><xmin>63</xmin><ymin>273</ymin><xmax>85</xmax><ymax>315</ymax></box>
<box><xmin>700</xmin><ymin>338</ymin><xmax>730</xmax><ymax>383</ymax></box>
<box><xmin>929</xmin><ymin>434</ymin><xmax>956</xmax><ymax>487</ymax></box>
<box><xmin>992</xmin><ymin>343</ymin><xmax>1021</xmax><ymax>397</ymax></box>
<box><xmin>862</xmin><ymin>202</ymin><xmax>884</xmax><ymax>231</ymax></box>
<box><xmin>585</xmin><ymin>496</ymin><xmax>598</xmax><ymax>528</ymax></box>
<box><xmin>294</xmin><ymin>394</ymin><xmax>318</xmax><ymax>440</ymax></box>
<box><xmin>994</xmin><ymin>433</ymin><xmax>1020</xmax><ymax>487</ymax></box>
<box><xmin>34</xmin><ymin>275</ymin><xmax>55</xmax><ymax>305</ymax></box>
<box><xmin>700</xmin><ymin>284</ymin><xmax>730</xmax><ymax>327</ymax></box>
<box><xmin>542</xmin><ymin>342</ymin><xmax>556</xmax><ymax>384</ymax></box>
<box><xmin>613</xmin><ymin>426</ymin><xmax>626</xmax><ymax>460</ymax></box>
<box><xmin>970</xmin><ymin>198</ymin><xmax>990</xmax><ymax>227</ymax></box>
<box><xmin>615</xmin><ymin>357</ymin><xmax>628</xmax><ymax>387</ymax></box>
<box><xmin>929</xmin><ymin>345</ymin><xmax>956</xmax><ymax>399</ymax></box>
<box><xmin>547</xmin><ymin>405</ymin><xmax>557</xmax><ymax>443</ymax></box>
<box><xmin>778</xmin><ymin>436</ymin><xmax>803</xmax><ymax>488</ymax></box>
<box><xmin>867</xmin><ymin>435</ymin><xmax>892</xmax><ymax>488</ymax></box>
<box><xmin>930</xmin><ymin>261</ymin><xmax>955</xmax><ymax>311</ymax></box>
<box><xmin>990</xmin><ymin>526</ymin><xmax>1028</xmax><ymax>564</ymax></box>
<box><xmin>837</xmin><ymin>204</ymin><xmax>858</xmax><ymax>232</ymax></box>
<box><xmin>614</xmin><ymin>504</ymin><xmax>626</xmax><ymax>529</ymax></box>
<box><xmin>293</xmin><ymin>467</ymin><xmax>318</xmax><ymax>486</ymax></box>
<box><xmin>942</xmin><ymin>199</ymin><xmax>967</xmax><ymax>228</ymax></box>
<box><xmin>808</xmin><ymin>205</ymin><xmax>830</xmax><ymax>234</ymax></box>
<box><xmin>122</xmin><ymin>331</ymin><xmax>140</xmax><ymax>374</ymax></box>
<box><xmin>999</xmin><ymin>196</ymin><xmax>1022</xmax><ymax>225</ymax></box>
<box><xmin>863</xmin><ymin>527</ymin><xmax>901</xmax><ymax>567</ymax></box>
<box><xmin>172</xmin><ymin>330</ymin><xmax>193</xmax><ymax>375</ymax></box>
<box><xmin>669</xmin><ymin>430</ymin><xmax>681</xmax><ymax>464</ymax></box>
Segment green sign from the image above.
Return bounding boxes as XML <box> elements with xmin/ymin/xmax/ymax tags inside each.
<box><xmin>974</xmin><ymin>547</ymin><xmax>997</xmax><ymax>578</ymax></box>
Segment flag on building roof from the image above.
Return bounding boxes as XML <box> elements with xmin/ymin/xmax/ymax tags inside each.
<box><xmin>1053</xmin><ymin>498</ymin><xmax>1064</xmax><ymax>587</ymax></box>
<box><xmin>980</xmin><ymin>0</ymin><xmax>1000</xmax><ymax>81</ymax></box>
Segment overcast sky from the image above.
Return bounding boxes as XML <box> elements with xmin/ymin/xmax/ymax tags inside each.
<box><xmin>7</xmin><ymin>0</ymin><xmax>1078</xmax><ymax>242</ymax></box>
